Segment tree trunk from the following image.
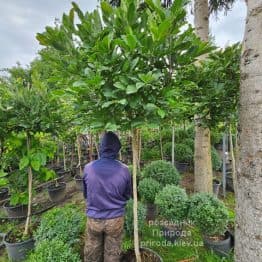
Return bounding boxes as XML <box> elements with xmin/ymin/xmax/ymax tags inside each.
<box><xmin>229</xmin><ymin>125</ymin><xmax>237</xmax><ymax>194</ymax></box>
<box><xmin>194</xmin><ymin>122</ymin><xmax>213</xmax><ymax>193</ymax></box>
<box><xmin>24</xmin><ymin>134</ymin><xmax>32</xmax><ymax>237</ymax></box>
<box><xmin>193</xmin><ymin>0</ymin><xmax>212</xmax><ymax>193</ymax></box>
<box><xmin>89</xmin><ymin>133</ymin><xmax>93</xmax><ymax>162</ymax></box>
<box><xmin>77</xmin><ymin>135</ymin><xmax>82</xmax><ymax>175</ymax></box>
<box><xmin>235</xmin><ymin>1</ymin><xmax>262</xmax><ymax>261</ymax></box>
<box><xmin>159</xmin><ymin>127</ymin><xmax>164</xmax><ymax>160</ymax></box>
<box><xmin>131</xmin><ymin>128</ymin><xmax>141</xmax><ymax>262</ymax></box>
<box><xmin>172</xmin><ymin>125</ymin><xmax>175</xmax><ymax>166</ymax></box>
<box><xmin>62</xmin><ymin>142</ymin><xmax>67</xmax><ymax>171</ymax></box>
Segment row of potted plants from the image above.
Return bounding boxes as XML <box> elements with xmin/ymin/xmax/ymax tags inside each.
<box><xmin>137</xmin><ymin>160</ymin><xmax>233</xmax><ymax>257</ymax></box>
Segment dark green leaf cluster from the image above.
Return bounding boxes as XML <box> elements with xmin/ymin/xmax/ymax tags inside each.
<box><xmin>211</xmin><ymin>146</ymin><xmax>222</xmax><ymax>171</ymax></box>
<box><xmin>155</xmin><ymin>185</ymin><xmax>188</xmax><ymax>222</ymax></box>
<box><xmin>177</xmin><ymin>44</ymin><xmax>241</xmax><ymax>128</ymax></box>
<box><xmin>34</xmin><ymin>205</ymin><xmax>86</xmax><ymax>246</ymax></box>
<box><xmin>142</xmin><ymin>160</ymin><xmax>181</xmax><ymax>186</ymax></box>
<box><xmin>188</xmin><ymin>193</ymin><xmax>229</xmax><ymax>236</ymax></box>
<box><xmin>36</xmin><ymin>0</ymin><xmax>211</xmax><ymax>131</ymax></box>
<box><xmin>138</xmin><ymin>178</ymin><xmax>162</xmax><ymax>203</ymax></box>
<box><xmin>124</xmin><ymin>199</ymin><xmax>146</xmax><ymax>237</ymax></box>
<box><xmin>26</xmin><ymin>239</ymin><xmax>81</xmax><ymax>262</ymax></box>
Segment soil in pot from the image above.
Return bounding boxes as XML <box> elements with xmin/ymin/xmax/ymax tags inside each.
<box><xmin>3</xmin><ymin>202</ymin><xmax>28</xmax><ymax>218</ymax></box>
<box><xmin>204</xmin><ymin>231</ymin><xmax>233</xmax><ymax>257</ymax></box>
<box><xmin>121</xmin><ymin>247</ymin><xmax>162</xmax><ymax>262</ymax></box>
<box><xmin>4</xmin><ymin>227</ymin><xmax>35</xmax><ymax>262</ymax></box>
<box><xmin>0</xmin><ymin>188</ymin><xmax>9</xmax><ymax>201</ymax></box>
<box><xmin>47</xmin><ymin>182</ymin><xmax>66</xmax><ymax>202</ymax></box>
<box><xmin>74</xmin><ymin>175</ymin><xmax>84</xmax><ymax>191</ymax></box>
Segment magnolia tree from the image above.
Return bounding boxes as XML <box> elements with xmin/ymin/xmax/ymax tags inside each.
<box><xmin>37</xmin><ymin>0</ymin><xmax>210</xmax><ymax>260</ymax></box>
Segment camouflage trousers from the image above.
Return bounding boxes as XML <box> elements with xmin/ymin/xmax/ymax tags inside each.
<box><xmin>84</xmin><ymin>216</ymin><xmax>124</xmax><ymax>262</ymax></box>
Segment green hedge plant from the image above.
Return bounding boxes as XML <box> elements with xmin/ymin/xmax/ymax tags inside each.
<box><xmin>188</xmin><ymin>193</ymin><xmax>229</xmax><ymax>236</ymax></box>
<box><xmin>124</xmin><ymin>199</ymin><xmax>146</xmax><ymax>237</ymax></box>
<box><xmin>27</xmin><ymin>239</ymin><xmax>81</xmax><ymax>262</ymax></box>
<box><xmin>155</xmin><ymin>185</ymin><xmax>188</xmax><ymax>223</ymax></box>
<box><xmin>142</xmin><ymin>160</ymin><xmax>180</xmax><ymax>186</ymax></box>
<box><xmin>138</xmin><ymin>178</ymin><xmax>161</xmax><ymax>204</ymax></box>
<box><xmin>34</xmin><ymin>205</ymin><xmax>86</xmax><ymax>246</ymax></box>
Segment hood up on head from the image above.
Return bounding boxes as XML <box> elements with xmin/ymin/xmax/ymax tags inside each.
<box><xmin>99</xmin><ymin>131</ymin><xmax>121</xmax><ymax>159</ymax></box>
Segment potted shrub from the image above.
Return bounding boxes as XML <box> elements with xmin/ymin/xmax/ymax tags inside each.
<box><xmin>138</xmin><ymin>178</ymin><xmax>161</xmax><ymax>221</ymax></box>
<box><xmin>47</xmin><ymin>181</ymin><xmax>67</xmax><ymax>203</ymax></box>
<box><xmin>174</xmin><ymin>143</ymin><xmax>193</xmax><ymax>173</ymax></box>
<box><xmin>142</xmin><ymin>160</ymin><xmax>181</xmax><ymax>187</ymax></box>
<box><xmin>3</xmin><ymin>169</ymin><xmax>28</xmax><ymax>218</ymax></box>
<box><xmin>188</xmin><ymin>193</ymin><xmax>232</xmax><ymax>257</ymax></box>
<box><xmin>155</xmin><ymin>185</ymin><xmax>189</xmax><ymax>242</ymax></box>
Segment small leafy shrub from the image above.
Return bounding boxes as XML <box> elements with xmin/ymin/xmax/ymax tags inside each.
<box><xmin>138</xmin><ymin>178</ymin><xmax>161</xmax><ymax>204</ymax></box>
<box><xmin>27</xmin><ymin>239</ymin><xmax>81</xmax><ymax>262</ymax></box>
<box><xmin>141</xmin><ymin>147</ymin><xmax>160</xmax><ymax>162</ymax></box>
<box><xmin>142</xmin><ymin>160</ymin><xmax>180</xmax><ymax>186</ymax></box>
<box><xmin>211</xmin><ymin>147</ymin><xmax>222</xmax><ymax>171</ymax></box>
<box><xmin>155</xmin><ymin>185</ymin><xmax>188</xmax><ymax>222</ymax></box>
<box><xmin>124</xmin><ymin>199</ymin><xmax>146</xmax><ymax>237</ymax></box>
<box><xmin>34</xmin><ymin>205</ymin><xmax>86</xmax><ymax>246</ymax></box>
<box><xmin>174</xmin><ymin>143</ymin><xmax>193</xmax><ymax>164</ymax></box>
<box><xmin>188</xmin><ymin>193</ymin><xmax>229</xmax><ymax>236</ymax></box>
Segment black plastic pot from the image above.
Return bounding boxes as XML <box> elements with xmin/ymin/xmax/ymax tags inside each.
<box><xmin>213</xmin><ymin>179</ymin><xmax>221</xmax><ymax>197</ymax></box>
<box><xmin>146</xmin><ymin>203</ymin><xmax>157</xmax><ymax>221</ymax></box>
<box><xmin>121</xmin><ymin>247</ymin><xmax>163</xmax><ymax>262</ymax></box>
<box><xmin>175</xmin><ymin>162</ymin><xmax>189</xmax><ymax>173</ymax></box>
<box><xmin>203</xmin><ymin>231</ymin><xmax>233</xmax><ymax>257</ymax></box>
<box><xmin>47</xmin><ymin>182</ymin><xmax>66</xmax><ymax>202</ymax></box>
<box><xmin>0</xmin><ymin>187</ymin><xmax>9</xmax><ymax>200</ymax></box>
<box><xmin>4</xmin><ymin>233</ymin><xmax>35</xmax><ymax>261</ymax></box>
<box><xmin>3</xmin><ymin>202</ymin><xmax>28</xmax><ymax>218</ymax></box>
<box><xmin>226</xmin><ymin>172</ymin><xmax>234</xmax><ymax>192</ymax></box>
<box><xmin>161</xmin><ymin>225</ymin><xmax>183</xmax><ymax>243</ymax></box>
<box><xmin>74</xmin><ymin>175</ymin><xmax>84</xmax><ymax>191</ymax></box>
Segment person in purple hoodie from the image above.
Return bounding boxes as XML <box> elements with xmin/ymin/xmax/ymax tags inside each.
<box><xmin>83</xmin><ymin>131</ymin><xmax>132</xmax><ymax>262</ymax></box>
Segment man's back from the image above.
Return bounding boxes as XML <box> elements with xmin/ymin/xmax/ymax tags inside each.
<box><xmin>83</xmin><ymin>158</ymin><xmax>131</xmax><ymax>218</ymax></box>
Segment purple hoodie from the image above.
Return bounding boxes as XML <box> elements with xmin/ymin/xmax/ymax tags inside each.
<box><xmin>83</xmin><ymin>131</ymin><xmax>132</xmax><ymax>219</ymax></box>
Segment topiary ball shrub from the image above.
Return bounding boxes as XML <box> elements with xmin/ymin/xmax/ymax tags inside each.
<box><xmin>211</xmin><ymin>147</ymin><xmax>222</xmax><ymax>171</ymax></box>
<box><xmin>142</xmin><ymin>160</ymin><xmax>180</xmax><ymax>186</ymax></box>
<box><xmin>34</xmin><ymin>205</ymin><xmax>86</xmax><ymax>246</ymax></box>
<box><xmin>155</xmin><ymin>185</ymin><xmax>188</xmax><ymax>222</ymax></box>
<box><xmin>26</xmin><ymin>239</ymin><xmax>81</xmax><ymax>262</ymax></box>
<box><xmin>188</xmin><ymin>193</ymin><xmax>229</xmax><ymax>236</ymax></box>
<box><xmin>174</xmin><ymin>143</ymin><xmax>193</xmax><ymax>164</ymax></box>
<box><xmin>124</xmin><ymin>199</ymin><xmax>146</xmax><ymax>237</ymax></box>
<box><xmin>138</xmin><ymin>178</ymin><xmax>161</xmax><ymax>204</ymax></box>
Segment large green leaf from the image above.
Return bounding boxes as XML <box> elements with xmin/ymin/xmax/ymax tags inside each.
<box><xmin>19</xmin><ymin>156</ymin><xmax>30</xmax><ymax>170</ymax></box>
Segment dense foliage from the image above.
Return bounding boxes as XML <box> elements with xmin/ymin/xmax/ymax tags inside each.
<box><xmin>138</xmin><ymin>178</ymin><xmax>161</xmax><ymax>204</ymax></box>
<box><xmin>188</xmin><ymin>193</ymin><xmax>229</xmax><ymax>236</ymax></box>
<box><xmin>155</xmin><ymin>185</ymin><xmax>188</xmax><ymax>222</ymax></box>
<box><xmin>142</xmin><ymin>160</ymin><xmax>181</xmax><ymax>186</ymax></box>
<box><xmin>27</xmin><ymin>239</ymin><xmax>81</xmax><ymax>262</ymax></box>
<box><xmin>124</xmin><ymin>199</ymin><xmax>146</xmax><ymax>237</ymax></box>
<box><xmin>34</xmin><ymin>205</ymin><xmax>86</xmax><ymax>246</ymax></box>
